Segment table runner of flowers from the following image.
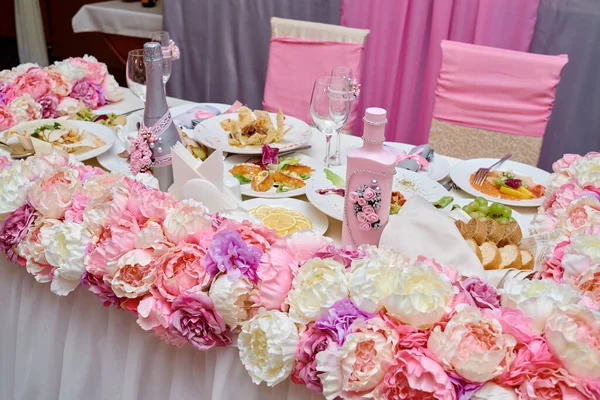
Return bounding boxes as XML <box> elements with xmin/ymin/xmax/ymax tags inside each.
<box><xmin>0</xmin><ymin>56</ymin><xmax>122</xmax><ymax>131</ymax></box>
<box><xmin>0</xmin><ymin>149</ymin><xmax>599</xmax><ymax>400</ymax></box>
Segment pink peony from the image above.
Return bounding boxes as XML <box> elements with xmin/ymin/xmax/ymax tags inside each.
<box><xmin>45</xmin><ymin>67</ymin><xmax>72</xmax><ymax>98</ymax></box>
<box><xmin>0</xmin><ymin>203</ymin><xmax>36</xmax><ymax>262</ymax></box>
<box><xmin>218</xmin><ymin>219</ymin><xmax>279</xmax><ymax>253</ymax></box>
<box><xmin>284</xmin><ymin>230</ymin><xmax>332</xmax><ymax>264</ymax></box>
<box><xmin>253</xmin><ymin>243</ymin><xmax>298</xmax><ymax>310</ymax></box>
<box><xmin>0</xmin><ymin>156</ymin><xmax>11</xmax><ymax>170</ymax></box>
<box><xmin>0</xmin><ymin>105</ymin><xmax>17</xmax><ymax>131</ymax></box>
<box><xmin>154</xmin><ymin>243</ymin><xmax>212</xmax><ymax>302</ymax></box>
<box><xmin>123</xmin><ymin>184</ymin><xmax>176</xmax><ymax>225</ymax></box>
<box><xmin>376</xmin><ymin>349</ymin><xmax>456</xmax><ymax>400</ymax></box>
<box><xmin>496</xmin><ymin>337</ymin><xmax>562</xmax><ymax>387</ymax></box>
<box><xmin>71</xmin><ymin>164</ymin><xmax>104</xmax><ymax>182</ymax></box>
<box><xmin>542</xmin><ymin>182</ymin><xmax>583</xmax><ymax>218</ymax></box>
<box><xmin>27</xmin><ymin>167</ymin><xmax>82</xmax><ymax>219</ymax></box>
<box><xmin>169</xmin><ymin>291</ymin><xmax>232</xmax><ymax>350</ymax></box>
<box><xmin>460</xmin><ymin>277</ymin><xmax>500</xmax><ymax>309</ymax></box>
<box><xmin>557</xmin><ymin>195</ymin><xmax>600</xmax><ymax>235</ymax></box>
<box><xmin>136</xmin><ymin>289</ymin><xmax>173</xmax><ymax>331</ymax></box>
<box><xmin>483</xmin><ymin>307</ymin><xmax>536</xmax><ymax>344</ymax></box>
<box><xmin>70</xmin><ymin>80</ymin><xmax>100</xmax><ymax>108</ymax></box>
<box><xmin>517</xmin><ymin>368</ymin><xmax>596</xmax><ymax>400</ymax></box>
<box><xmin>313</xmin><ymin>243</ymin><xmax>369</xmax><ymax>269</ymax></box>
<box><xmin>57</xmin><ymin>97</ymin><xmax>81</xmax><ymax>116</ymax></box>
<box><xmin>13</xmin><ymin>67</ymin><xmax>51</xmax><ymax>100</ymax></box>
<box><xmin>291</xmin><ymin>325</ymin><xmax>335</xmax><ymax>393</ymax></box>
<box><xmin>67</xmin><ymin>56</ymin><xmax>108</xmax><ymax>85</ymax></box>
<box><xmin>37</xmin><ymin>94</ymin><xmax>60</xmax><ymax>119</ymax></box>
<box><xmin>574</xmin><ymin>265</ymin><xmax>600</xmax><ymax>305</ymax></box>
<box><xmin>381</xmin><ymin>313</ymin><xmax>431</xmax><ymax>350</ymax></box>
<box><xmin>8</xmin><ymin>94</ymin><xmax>41</xmax><ymax>122</ymax></box>
<box><xmin>553</xmin><ymin>153</ymin><xmax>582</xmax><ymax>173</ymax></box>
<box><xmin>109</xmin><ymin>249</ymin><xmax>156</xmax><ymax>299</ymax></box>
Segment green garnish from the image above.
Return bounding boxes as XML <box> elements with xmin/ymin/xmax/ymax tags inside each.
<box><xmin>31</xmin><ymin>132</ymin><xmax>40</xmax><ymax>139</ymax></box>
<box><xmin>432</xmin><ymin>196</ymin><xmax>454</xmax><ymax>209</ymax></box>
<box><xmin>299</xmin><ymin>173</ymin><xmax>311</xmax><ymax>180</ymax></box>
<box><xmin>494</xmin><ymin>178</ymin><xmax>508</xmax><ymax>187</ymax></box>
<box><xmin>276</xmin><ymin>184</ymin><xmax>295</xmax><ymax>193</ymax></box>
<box><xmin>324</xmin><ymin>168</ymin><xmax>345</xmax><ymax>189</ymax></box>
<box><xmin>501</xmin><ymin>171</ymin><xmax>514</xmax><ymax>179</ymax></box>
<box><xmin>233</xmin><ymin>174</ymin><xmax>251</xmax><ymax>184</ymax></box>
<box><xmin>32</xmin><ymin>122</ymin><xmax>61</xmax><ymax>137</ymax></box>
<box><xmin>278</xmin><ymin>156</ymin><xmax>301</xmax><ymax>170</ymax></box>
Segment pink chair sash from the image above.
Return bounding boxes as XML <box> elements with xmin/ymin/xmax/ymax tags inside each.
<box><xmin>263</xmin><ymin>37</ymin><xmax>364</xmax><ymax>128</ymax></box>
<box><xmin>433</xmin><ymin>40</ymin><xmax>568</xmax><ymax>137</ymax></box>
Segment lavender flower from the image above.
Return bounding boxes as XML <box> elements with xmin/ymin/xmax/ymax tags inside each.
<box><xmin>205</xmin><ymin>229</ymin><xmax>262</xmax><ymax>283</ymax></box>
<box><xmin>314</xmin><ymin>298</ymin><xmax>374</xmax><ymax>345</ymax></box>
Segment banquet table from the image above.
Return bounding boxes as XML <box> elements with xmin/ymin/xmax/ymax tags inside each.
<box><xmin>0</xmin><ymin>89</ymin><xmax>538</xmax><ymax>400</ymax></box>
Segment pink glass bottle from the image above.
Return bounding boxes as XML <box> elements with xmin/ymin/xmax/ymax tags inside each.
<box><xmin>342</xmin><ymin>108</ymin><xmax>396</xmax><ymax>247</ymax></box>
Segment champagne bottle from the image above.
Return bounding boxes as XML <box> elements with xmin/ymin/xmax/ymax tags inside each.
<box><xmin>143</xmin><ymin>41</ymin><xmax>180</xmax><ymax>192</ymax></box>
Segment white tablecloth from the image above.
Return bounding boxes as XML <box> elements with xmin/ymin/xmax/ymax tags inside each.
<box><xmin>72</xmin><ymin>1</ymin><xmax>163</xmax><ymax>39</ymax></box>
<box><xmin>0</xmin><ymin>89</ymin><xmax>538</xmax><ymax>399</ymax></box>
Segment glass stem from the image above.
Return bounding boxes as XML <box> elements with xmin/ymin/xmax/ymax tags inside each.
<box><xmin>324</xmin><ymin>133</ymin><xmax>333</xmax><ymax>168</ymax></box>
<box><xmin>334</xmin><ymin>128</ymin><xmax>342</xmax><ymax>160</ymax></box>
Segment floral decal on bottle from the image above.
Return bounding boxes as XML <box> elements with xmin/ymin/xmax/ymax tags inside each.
<box><xmin>349</xmin><ymin>180</ymin><xmax>382</xmax><ymax>231</ymax></box>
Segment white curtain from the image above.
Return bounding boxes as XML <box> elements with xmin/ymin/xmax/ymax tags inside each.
<box><xmin>14</xmin><ymin>0</ymin><xmax>49</xmax><ymax>66</ymax></box>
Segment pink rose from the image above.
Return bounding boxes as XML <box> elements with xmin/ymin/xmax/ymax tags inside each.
<box><xmin>517</xmin><ymin>368</ymin><xmax>597</xmax><ymax>400</ymax></box>
<box><xmin>0</xmin><ymin>105</ymin><xmax>17</xmax><ymax>131</ymax></box>
<box><xmin>0</xmin><ymin>203</ymin><xmax>36</xmax><ymax>262</ymax></box>
<box><xmin>38</xmin><ymin>94</ymin><xmax>60</xmax><ymax>119</ymax></box>
<box><xmin>218</xmin><ymin>219</ymin><xmax>279</xmax><ymax>253</ymax></box>
<box><xmin>291</xmin><ymin>325</ymin><xmax>335</xmax><ymax>393</ymax></box>
<box><xmin>27</xmin><ymin>167</ymin><xmax>82</xmax><ymax>219</ymax></box>
<box><xmin>13</xmin><ymin>67</ymin><xmax>51</xmax><ymax>100</ymax></box>
<box><xmin>357</xmin><ymin>211</ymin><xmax>368</xmax><ymax>223</ymax></box>
<box><xmin>366</xmin><ymin>213</ymin><xmax>379</xmax><ymax>223</ymax></box>
<box><xmin>357</xmin><ymin>198</ymin><xmax>368</xmax><ymax>207</ymax></box>
<box><xmin>349</xmin><ymin>192</ymin><xmax>359</xmax><ymax>202</ymax></box>
<box><xmin>154</xmin><ymin>243</ymin><xmax>212</xmax><ymax>302</ymax></box>
<box><xmin>496</xmin><ymin>337</ymin><xmax>562</xmax><ymax>387</ymax></box>
<box><xmin>45</xmin><ymin>67</ymin><xmax>72</xmax><ymax>98</ymax></box>
<box><xmin>284</xmin><ymin>230</ymin><xmax>332</xmax><ymax>264</ymax></box>
<box><xmin>553</xmin><ymin>153</ymin><xmax>582</xmax><ymax>173</ymax></box>
<box><xmin>360</xmin><ymin>222</ymin><xmax>371</xmax><ymax>230</ymax></box>
<box><xmin>376</xmin><ymin>349</ymin><xmax>456</xmax><ymax>400</ymax></box>
<box><xmin>362</xmin><ymin>205</ymin><xmax>375</xmax><ymax>215</ymax></box>
<box><xmin>70</xmin><ymin>80</ymin><xmax>101</xmax><ymax>108</ymax></box>
<box><xmin>363</xmin><ymin>188</ymin><xmax>376</xmax><ymax>200</ymax></box>
<box><xmin>169</xmin><ymin>291</ymin><xmax>232</xmax><ymax>350</ymax></box>
<box><xmin>253</xmin><ymin>243</ymin><xmax>298</xmax><ymax>310</ymax></box>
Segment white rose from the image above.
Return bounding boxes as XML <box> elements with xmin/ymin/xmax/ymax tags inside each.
<box><xmin>101</xmin><ymin>74</ymin><xmax>123</xmax><ymax>102</ymax></box>
<box><xmin>317</xmin><ymin>317</ymin><xmax>397</xmax><ymax>400</ymax></box>
<box><xmin>285</xmin><ymin>258</ymin><xmax>348</xmax><ymax>325</ymax></box>
<box><xmin>472</xmin><ymin>382</ymin><xmax>518</xmax><ymax>400</ymax></box>
<box><xmin>40</xmin><ymin>220</ymin><xmax>91</xmax><ymax>296</ymax></box>
<box><xmin>238</xmin><ymin>310</ymin><xmax>299</xmax><ymax>386</ymax></box>
<box><xmin>17</xmin><ymin>218</ymin><xmax>60</xmax><ymax>283</ymax></box>
<box><xmin>8</xmin><ymin>94</ymin><xmax>41</xmax><ymax>122</ymax></box>
<box><xmin>163</xmin><ymin>199</ymin><xmax>212</xmax><ymax>243</ymax></box>
<box><xmin>134</xmin><ymin>172</ymin><xmax>159</xmax><ymax>189</ymax></box>
<box><xmin>562</xmin><ymin>229</ymin><xmax>600</xmax><ymax>279</ymax></box>
<box><xmin>427</xmin><ymin>305</ymin><xmax>516</xmax><ymax>382</ymax></box>
<box><xmin>57</xmin><ymin>98</ymin><xmax>83</xmax><ymax>116</ymax></box>
<box><xmin>570</xmin><ymin>153</ymin><xmax>600</xmax><ymax>188</ymax></box>
<box><xmin>109</xmin><ymin>249</ymin><xmax>155</xmax><ymax>298</ymax></box>
<box><xmin>0</xmin><ymin>161</ymin><xmax>30</xmax><ymax>216</ymax></box>
<box><xmin>545</xmin><ymin>304</ymin><xmax>600</xmax><ymax>379</ymax></box>
<box><xmin>209</xmin><ymin>274</ymin><xmax>253</xmax><ymax>329</ymax></box>
<box><xmin>382</xmin><ymin>262</ymin><xmax>457</xmax><ymax>329</ymax></box>
<box><xmin>500</xmin><ymin>278</ymin><xmax>580</xmax><ymax>333</ymax></box>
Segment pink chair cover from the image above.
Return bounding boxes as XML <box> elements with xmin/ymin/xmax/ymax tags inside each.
<box><xmin>262</xmin><ymin>37</ymin><xmax>364</xmax><ymax>128</ymax></box>
<box><xmin>433</xmin><ymin>40</ymin><xmax>568</xmax><ymax>137</ymax></box>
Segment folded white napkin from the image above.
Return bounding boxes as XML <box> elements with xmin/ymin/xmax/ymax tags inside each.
<box><xmin>379</xmin><ymin>196</ymin><xmax>485</xmax><ymax>278</ymax></box>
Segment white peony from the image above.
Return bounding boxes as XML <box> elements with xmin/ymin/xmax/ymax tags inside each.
<box><xmin>52</xmin><ymin>59</ymin><xmax>86</xmax><ymax>83</ymax></box>
<box><xmin>427</xmin><ymin>305</ymin><xmax>516</xmax><ymax>382</ymax></box>
<box><xmin>238</xmin><ymin>310</ymin><xmax>299</xmax><ymax>386</ymax></box>
<box><xmin>472</xmin><ymin>383</ymin><xmax>518</xmax><ymax>400</ymax></box>
<box><xmin>545</xmin><ymin>304</ymin><xmax>600</xmax><ymax>379</ymax></box>
<box><xmin>209</xmin><ymin>274</ymin><xmax>254</xmax><ymax>329</ymax></box>
<box><xmin>562</xmin><ymin>229</ymin><xmax>600</xmax><ymax>279</ymax></box>
<box><xmin>0</xmin><ymin>68</ymin><xmax>19</xmax><ymax>83</ymax></box>
<box><xmin>8</xmin><ymin>94</ymin><xmax>41</xmax><ymax>122</ymax></box>
<box><xmin>40</xmin><ymin>220</ymin><xmax>91</xmax><ymax>296</ymax></box>
<box><xmin>500</xmin><ymin>278</ymin><xmax>580</xmax><ymax>333</ymax></box>
<box><xmin>21</xmin><ymin>149</ymin><xmax>70</xmax><ymax>181</ymax></box>
<box><xmin>13</xmin><ymin>63</ymin><xmax>39</xmax><ymax>74</ymax></box>
<box><xmin>163</xmin><ymin>199</ymin><xmax>212</xmax><ymax>243</ymax></box>
<box><xmin>570</xmin><ymin>152</ymin><xmax>600</xmax><ymax>188</ymax></box>
<box><xmin>285</xmin><ymin>258</ymin><xmax>348</xmax><ymax>325</ymax></box>
<box><xmin>134</xmin><ymin>172</ymin><xmax>159</xmax><ymax>189</ymax></box>
<box><xmin>545</xmin><ymin>172</ymin><xmax>571</xmax><ymax>195</ymax></box>
<box><xmin>57</xmin><ymin>98</ymin><xmax>83</xmax><ymax>116</ymax></box>
<box><xmin>0</xmin><ymin>161</ymin><xmax>30</xmax><ymax>216</ymax></box>
<box><xmin>109</xmin><ymin>249</ymin><xmax>156</xmax><ymax>298</ymax></box>
<box><xmin>17</xmin><ymin>218</ymin><xmax>61</xmax><ymax>283</ymax></box>
<box><xmin>382</xmin><ymin>262</ymin><xmax>457</xmax><ymax>329</ymax></box>
<box><xmin>101</xmin><ymin>74</ymin><xmax>123</xmax><ymax>102</ymax></box>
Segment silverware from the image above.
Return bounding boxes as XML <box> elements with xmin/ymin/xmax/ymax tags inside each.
<box><xmin>0</xmin><ymin>140</ymin><xmax>35</xmax><ymax>159</ymax></box>
<box><xmin>473</xmin><ymin>154</ymin><xmax>512</xmax><ymax>186</ymax></box>
<box><xmin>92</xmin><ymin>107</ymin><xmax>144</xmax><ymax>122</ymax></box>
<box><xmin>244</xmin><ymin>145</ymin><xmax>312</xmax><ymax>163</ymax></box>
<box><xmin>442</xmin><ymin>180</ymin><xmax>457</xmax><ymax>191</ymax></box>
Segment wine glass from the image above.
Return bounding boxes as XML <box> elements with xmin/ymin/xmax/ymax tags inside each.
<box><xmin>309</xmin><ymin>76</ymin><xmax>351</xmax><ymax>168</ymax></box>
<box><xmin>151</xmin><ymin>31</ymin><xmax>172</xmax><ymax>84</ymax></box>
<box><xmin>126</xmin><ymin>49</ymin><xmax>147</xmax><ymax>102</ymax></box>
<box><xmin>329</xmin><ymin>67</ymin><xmax>354</xmax><ymax>166</ymax></box>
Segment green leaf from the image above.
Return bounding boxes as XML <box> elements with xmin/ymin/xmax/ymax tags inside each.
<box><xmin>324</xmin><ymin>168</ymin><xmax>345</xmax><ymax>189</ymax></box>
<box><xmin>276</xmin><ymin>185</ymin><xmax>292</xmax><ymax>193</ymax></box>
<box><xmin>31</xmin><ymin>132</ymin><xmax>39</xmax><ymax>139</ymax></box>
<box><xmin>278</xmin><ymin>156</ymin><xmax>300</xmax><ymax>170</ymax></box>
<box><xmin>494</xmin><ymin>178</ymin><xmax>508</xmax><ymax>187</ymax></box>
<box><xmin>233</xmin><ymin>174</ymin><xmax>251</xmax><ymax>184</ymax></box>
<box><xmin>300</xmin><ymin>173</ymin><xmax>311</xmax><ymax>180</ymax></box>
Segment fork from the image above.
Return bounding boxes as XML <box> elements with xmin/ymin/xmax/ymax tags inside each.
<box><xmin>473</xmin><ymin>154</ymin><xmax>512</xmax><ymax>186</ymax></box>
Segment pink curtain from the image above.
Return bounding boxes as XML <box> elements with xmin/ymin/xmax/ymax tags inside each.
<box><xmin>340</xmin><ymin>0</ymin><xmax>540</xmax><ymax>144</ymax></box>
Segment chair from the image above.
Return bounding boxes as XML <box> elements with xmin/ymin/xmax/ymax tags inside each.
<box><xmin>263</xmin><ymin>17</ymin><xmax>369</xmax><ymax>129</ymax></box>
<box><xmin>429</xmin><ymin>40</ymin><xmax>568</xmax><ymax>165</ymax></box>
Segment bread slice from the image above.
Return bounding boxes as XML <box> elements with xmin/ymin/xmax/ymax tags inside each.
<box><xmin>455</xmin><ymin>220</ymin><xmax>472</xmax><ymax>240</ymax></box>
<box><xmin>466</xmin><ymin>238</ymin><xmax>483</xmax><ymax>263</ymax></box>
<box><xmin>485</xmin><ymin>219</ymin><xmax>505</xmax><ymax>245</ymax></box>
<box><xmin>480</xmin><ymin>242</ymin><xmax>502</xmax><ymax>270</ymax></box>
<box><xmin>498</xmin><ymin>221</ymin><xmax>523</xmax><ymax>247</ymax></box>
<box><xmin>469</xmin><ymin>218</ymin><xmax>488</xmax><ymax>245</ymax></box>
<box><xmin>520</xmin><ymin>249</ymin><xmax>534</xmax><ymax>270</ymax></box>
<box><xmin>499</xmin><ymin>244</ymin><xmax>523</xmax><ymax>269</ymax></box>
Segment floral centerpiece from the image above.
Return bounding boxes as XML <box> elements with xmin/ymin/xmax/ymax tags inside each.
<box><xmin>0</xmin><ymin>56</ymin><xmax>122</xmax><ymax>131</ymax></box>
<box><xmin>0</xmin><ymin>150</ymin><xmax>599</xmax><ymax>399</ymax></box>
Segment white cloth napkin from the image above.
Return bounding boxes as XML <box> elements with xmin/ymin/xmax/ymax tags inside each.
<box><xmin>379</xmin><ymin>196</ymin><xmax>485</xmax><ymax>278</ymax></box>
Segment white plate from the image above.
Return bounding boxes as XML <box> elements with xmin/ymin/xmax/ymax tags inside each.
<box><xmin>341</xmin><ymin>142</ymin><xmax>450</xmax><ymax>182</ymax></box>
<box><xmin>194</xmin><ymin>112</ymin><xmax>312</xmax><ymax>155</ymax></box>
<box><xmin>240</xmin><ymin>198</ymin><xmax>329</xmax><ymax>236</ymax></box>
<box><xmin>97</xmin><ymin>103</ymin><xmax>230</xmax><ymax>174</ymax></box>
<box><xmin>223</xmin><ymin>153</ymin><xmax>321</xmax><ymax>198</ymax></box>
<box><xmin>2</xmin><ymin>119</ymin><xmax>115</xmax><ymax>162</ymax></box>
<box><xmin>450</xmin><ymin>158</ymin><xmax>550</xmax><ymax>207</ymax></box>
<box><xmin>450</xmin><ymin>198</ymin><xmax>531</xmax><ymax>234</ymax></box>
<box><xmin>306</xmin><ymin>165</ymin><xmax>450</xmax><ymax>221</ymax></box>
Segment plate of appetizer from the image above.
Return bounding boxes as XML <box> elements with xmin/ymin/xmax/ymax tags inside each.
<box><xmin>450</xmin><ymin>158</ymin><xmax>550</xmax><ymax>207</ymax></box>
<box><xmin>306</xmin><ymin>165</ymin><xmax>450</xmax><ymax>221</ymax></box>
<box><xmin>224</xmin><ymin>152</ymin><xmax>319</xmax><ymax>198</ymax></box>
<box><xmin>241</xmin><ymin>198</ymin><xmax>329</xmax><ymax>236</ymax></box>
<box><xmin>1</xmin><ymin>119</ymin><xmax>115</xmax><ymax>161</ymax></box>
<box><xmin>194</xmin><ymin>106</ymin><xmax>312</xmax><ymax>154</ymax></box>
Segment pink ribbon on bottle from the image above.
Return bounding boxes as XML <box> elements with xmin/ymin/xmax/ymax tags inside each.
<box><xmin>396</xmin><ymin>148</ymin><xmax>429</xmax><ymax>171</ymax></box>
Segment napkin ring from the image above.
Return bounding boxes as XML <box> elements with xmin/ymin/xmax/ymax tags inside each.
<box><xmin>348</xmin><ymin>180</ymin><xmax>382</xmax><ymax>231</ymax></box>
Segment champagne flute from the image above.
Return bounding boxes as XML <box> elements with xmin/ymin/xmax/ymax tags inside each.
<box><xmin>310</xmin><ymin>76</ymin><xmax>350</xmax><ymax>168</ymax></box>
<box><xmin>126</xmin><ymin>49</ymin><xmax>147</xmax><ymax>102</ymax></box>
<box><xmin>151</xmin><ymin>31</ymin><xmax>172</xmax><ymax>84</ymax></box>
<box><xmin>329</xmin><ymin>67</ymin><xmax>354</xmax><ymax>166</ymax></box>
